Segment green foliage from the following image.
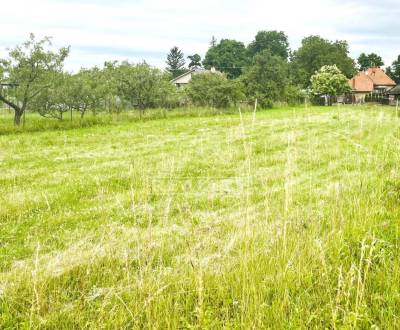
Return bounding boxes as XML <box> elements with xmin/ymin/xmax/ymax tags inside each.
<box><xmin>357</xmin><ymin>53</ymin><xmax>384</xmax><ymax>70</ymax></box>
<box><xmin>203</xmin><ymin>39</ymin><xmax>248</xmax><ymax>79</ymax></box>
<box><xmin>386</xmin><ymin>55</ymin><xmax>400</xmax><ymax>84</ymax></box>
<box><xmin>311</xmin><ymin>65</ymin><xmax>351</xmax><ymax>100</ymax></box>
<box><xmin>187</xmin><ymin>54</ymin><xmax>202</xmax><ymax>68</ymax></box>
<box><xmin>283</xmin><ymin>85</ymin><xmax>307</xmax><ymax>105</ymax></box>
<box><xmin>186</xmin><ymin>72</ymin><xmax>244</xmax><ymax>108</ymax></box>
<box><xmin>291</xmin><ymin>36</ymin><xmax>355</xmax><ymax>88</ymax></box>
<box><xmin>66</xmin><ymin>68</ymin><xmax>107</xmax><ymax>118</ymax></box>
<box><xmin>0</xmin><ymin>33</ymin><xmax>69</xmax><ymax>125</ymax></box>
<box><xmin>247</xmin><ymin>30</ymin><xmax>289</xmax><ymax>60</ymax></box>
<box><xmin>114</xmin><ymin>62</ymin><xmax>173</xmax><ymax>114</ymax></box>
<box><xmin>166</xmin><ymin>46</ymin><xmax>186</xmax><ymax>78</ymax></box>
<box><xmin>31</xmin><ymin>72</ymin><xmax>71</xmax><ymax>120</ymax></box>
<box><xmin>241</xmin><ymin>50</ymin><xmax>289</xmax><ymax>108</ymax></box>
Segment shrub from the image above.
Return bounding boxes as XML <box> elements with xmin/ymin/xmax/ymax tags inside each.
<box><xmin>186</xmin><ymin>73</ymin><xmax>244</xmax><ymax>108</ymax></box>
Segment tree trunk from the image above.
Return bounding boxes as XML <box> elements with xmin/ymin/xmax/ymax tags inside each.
<box><xmin>0</xmin><ymin>94</ymin><xmax>23</xmax><ymax>126</ymax></box>
<box><xmin>14</xmin><ymin>109</ymin><xmax>23</xmax><ymax>126</ymax></box>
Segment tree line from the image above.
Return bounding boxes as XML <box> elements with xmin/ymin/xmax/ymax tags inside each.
<box><xmin>1</xmin><ymin>32</ymin><xmax>400</xmax><ymax>126</ymax></box>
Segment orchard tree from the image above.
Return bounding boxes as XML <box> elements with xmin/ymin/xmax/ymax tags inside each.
<box><xmin>291</xmin><ymin>36</ymin><xmax>355</xmax><ymax>88</ymax></box>
<box><xmin>31</xmin><ymin>72</ymin><xmax>71</xmax><ymax>120</ymax></box>
<box><xmin>166</xmin><ymin>46</ymin><xmax>186</xmax><ymax>78</ymax></box>
<box><xmin>115</xmin><ymin>61</ymin><xmax>172</xmax><ymax>117</ymax></box>
<box><xmin>186</xmin><ymin>72</ymin><xmax>244</xmax><ymax>108</ymax></box>
<box><xmin>187</xmin><ymin>54</ymin><xmax>202</xmax><ymax>68</ymax></box>
<box><xmin>311</xmin><ymin>65</ymin><xmax>351</xmax><ymax>105</ymax></box>
<box><xmin>103</xmin><ymin>61</ymin><xmax>126</xmax><ymax>113</ymax></box>
<box><xmin>241</xmin><ymin>50</ymin><xmax>289</xmax><ymax>108</ymax></box>
<box><xmin>64</xmin><ymin>68</ymin><xmax>107</xmax><ymax>119</ymax></box>
<box><xmin>247</xmin><ymin>30</ymin><xmax>289</xmax><ymax>60</ymax></box>
<box><xmin>0</xmin><ymin>34</ymin><xmax>69</xmax><ymax>126</ymax></box>
<box><xmin>386</xmin><ymin>55</ymin><xmax>400</xmax><ymax>84</ymax></box>
<box><xmin>357</xmin><ymin>53</ymin><xmax>384</xmax><ymax>70</ymax></box>
<box><xmin>203</xmin><ymin>39</ymin><xmax>248</xmax><ymax>78</ymax></box>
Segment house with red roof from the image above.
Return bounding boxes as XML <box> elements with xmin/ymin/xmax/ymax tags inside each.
<box><xmin>349</xmin><ymin>68</ymin><xmax>396</xmax><ymax>103</ymax></box>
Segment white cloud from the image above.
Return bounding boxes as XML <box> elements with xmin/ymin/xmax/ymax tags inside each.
<box><xmin>1</xmin><ymin>0</ymin><xmax>399</xmax><ymax>71</ymax></box>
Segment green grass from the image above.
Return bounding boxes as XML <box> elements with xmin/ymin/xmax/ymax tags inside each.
<box><xmin>1</xmin><ymin>105</ymin><xmax>400</xmax><ymax>329</ymax></box>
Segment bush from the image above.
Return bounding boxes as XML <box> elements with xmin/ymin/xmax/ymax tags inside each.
<box><xmin>186</xmin><ymin>73</ymin><xmax>244</xmax><ymax>108</ymax></box>
<box><xmin>284</xmin><ymin>85</ymin><xmax>307</xmax><ymax>106</ymax></box>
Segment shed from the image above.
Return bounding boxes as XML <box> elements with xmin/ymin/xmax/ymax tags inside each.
<box><xmin>386</xmin><ymin>85</ymin><xmax>400</xmax><ymax>105</ymax></box>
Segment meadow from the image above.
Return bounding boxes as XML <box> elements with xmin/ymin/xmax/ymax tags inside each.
<box><xmin>0</xmin><ymin>105</ymin><xmax>400</xmax><ymax>329</ymax></box>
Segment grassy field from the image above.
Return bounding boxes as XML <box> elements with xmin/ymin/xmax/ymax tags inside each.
<box><xmin>1</xmin><ymin>105</ymin><xmax>400</xmax><ymax>329</ymax></box>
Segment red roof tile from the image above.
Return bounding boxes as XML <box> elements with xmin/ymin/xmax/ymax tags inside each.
<box><xmin>349</xmin><ymin>72</ymin><xmax>374</xmax><ymax>92</ymax></box>
<box><xmin>365</xmin><ymin>67</ymin><xmax>396</xmax><ymax>86</ymax></box>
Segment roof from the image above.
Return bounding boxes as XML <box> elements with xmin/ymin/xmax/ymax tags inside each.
<box><xmin>349</xmin><ymin>68</ymin><xmax>396</xmax><ymax>92</ymax></box>
<box><xmin>349</xmin><ymin>72</ymin><xmax>374</xmax><ymax>92</ymax></box>
<box><xmin>387</xmin><ymin>85</ymin><xmax>400</xmax><ymax>95</ymax></box>
<box><xmin>365</xmin><ymin>67</ymin><xmax>396</xmax><ymax>86</ymax></box>
<box><xmin>171</xmin><ymin>67</ymin><xmax>207</xmax><ymax>83</ymax></box>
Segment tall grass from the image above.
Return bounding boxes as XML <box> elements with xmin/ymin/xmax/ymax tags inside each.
<box><xmin>0</xmin><ymin>105</ymin><xmax>399</xmax><ymax>328</ymax></box>
<box><xmin>0</xmin><ymin>106</ymin><xmax>261</xmax><ymax>135</ymax></box>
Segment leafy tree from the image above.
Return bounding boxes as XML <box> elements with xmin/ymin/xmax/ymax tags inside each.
<box><xmin>166</xmin><ymin>46</ymin><xmax>186</xmax><ymax>78</ymax></box>
<box><xmin>357</xmin><ymin>53</ymin><xmax>384</xmax><ymax>70</ymax></box>
<box><xmin>241</xmin><ymin>50</ymin><xmax>289</xmax><ymax>108</ymax></box>
<box><xmin>186</xmin><ymin>72</ymin><xmax>244</xmax><ymax>108</ymax></box>
<box><xmin>103</xmin><ymin>61</ymin><xmax>125</xmax><ymax>113</ymax></box>
<box><xmin>291</xmin><ymin>36</ymin><xmax>355</xmax><ymax>88</ymax></box>
<box><xmin>31</xmin><ymin>72</ymin><xmax>71</xmax><ymax>120</ymax></box>
<box><xmin>64</xmin><ymin>68</ymin><xmax>107</xmax><ymax>119</ymax></box>
<box><xmin>0</xmin><ymin>34</ymin><xmax>69</xmax><ymax>126</ymax></box>
<box><xmin>386</xmin><ymin>55</ymin><xmax>400</xmax><ymax>84</ymax></box>
<box><xmin>247</xmin><ymin>30</ymin><xmax>289</xmax><ymax>60</ymax></box>
<box><xmin>187</xmin><ymin>54</ymin><xmax>202</xmax><ymax>68</ymax></box>
<box><xmin>203</xmin><ymin>39</ymin><xmax>248</xmax><ymax>79</ymax></box>
<box><xmin>115</xmin><ymin>62</ymin><xmax>172</xmax><ymax>117</ymax></box>
<box><xmin>311</xmin><ymin>65</ymin><xmax>351</xmax><ymax>105</ymax></box>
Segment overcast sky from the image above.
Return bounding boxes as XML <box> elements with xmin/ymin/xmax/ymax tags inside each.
<box><xmin>1</xmin><ymin>0</ymin><xmax>399</xmax><ymax>71</ymax></box>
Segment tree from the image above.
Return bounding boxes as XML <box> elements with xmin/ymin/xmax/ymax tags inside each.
<box><xmin>203</xmin><ymin>39</ymin><xmax>249</xmax><ymax>79</ymax></box>
<box><xmin>114</xmin><ymin>62</ymin><xmax>172</xmax><ymax>117</ymax></box>
<box><xmin>31</xmin><ymin>72</ymin><xmax>71</xmax><ymax>120</ymax></box>
<box><xmin>0</xmin><ymin>34</ymin><xmax>69</xmax><ymax>126</ymax></box>
<box><xmin>357</xmin><ymin>53</ymin><xmax>384</xmax><ymax>70</ymax></box>
<box><xmin>186</xmin><ymin>72</ymin><xmax>244</xmax><ymax>108</ymax></box>
<box><xmin>187</xmin><ymin>54</ymin><xmax>202</xmax><ymax>68</ymax></box>
<box><xmin>241</xmin><ymin>50</ymin><xmax>289</xmax><ymax>108</ymax></box>
<box><xmin>386</xmin><ymin>55</ymin><xmax>400</xmax><ymax>84</ymax></box>
<box><xmin>247</xmin><ymin>30</ymin><xmax>289</xmax><ymax>60</ymax></box>
<box><xmin>210</xmin><ymin>36</ymin><xmax>217</xmax><ymax>48</ymax></box>
<box><xmin>65</xmin><ymin>68</ymin><xmax>107</xmax><ymax>119</ymax></box>
<box><xmin>291</xmin><ymin>36</ymin><xmax>355</xmax><ymax>88</ymax></box>
<box><xmin>311</xmin><ymin>65</ymin><xmax>351</xmax><ymax>105</ymax></box>
<box><xmin>166</xmin><ymin>46</ymin><xmax>186</xmax><ymax>78</ymax></box>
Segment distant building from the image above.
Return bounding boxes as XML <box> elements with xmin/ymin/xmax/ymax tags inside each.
<box><xmin>171</xmin><ymin>67</ymin><xmax>217</xmax><ymax>87</ymax></box>
<box><xmin>386</xmin><ymin>85</ymin><xmax>400</xmax><ymax>106</ymax></box>
<box><xmin>349</xmin><ymin>68</ymin><xmax>396</xmax><ymax>103</ymax></box>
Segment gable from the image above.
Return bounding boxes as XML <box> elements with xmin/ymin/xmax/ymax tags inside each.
<box><xmin>349</xmin><ymin>72</ymin><xmax>374</xmax><ymax>92</ymax></box>
<box><xmin>172</xmin><ymin>71</ymin><xmax>194</xmax><ymax>84</ymax></box>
